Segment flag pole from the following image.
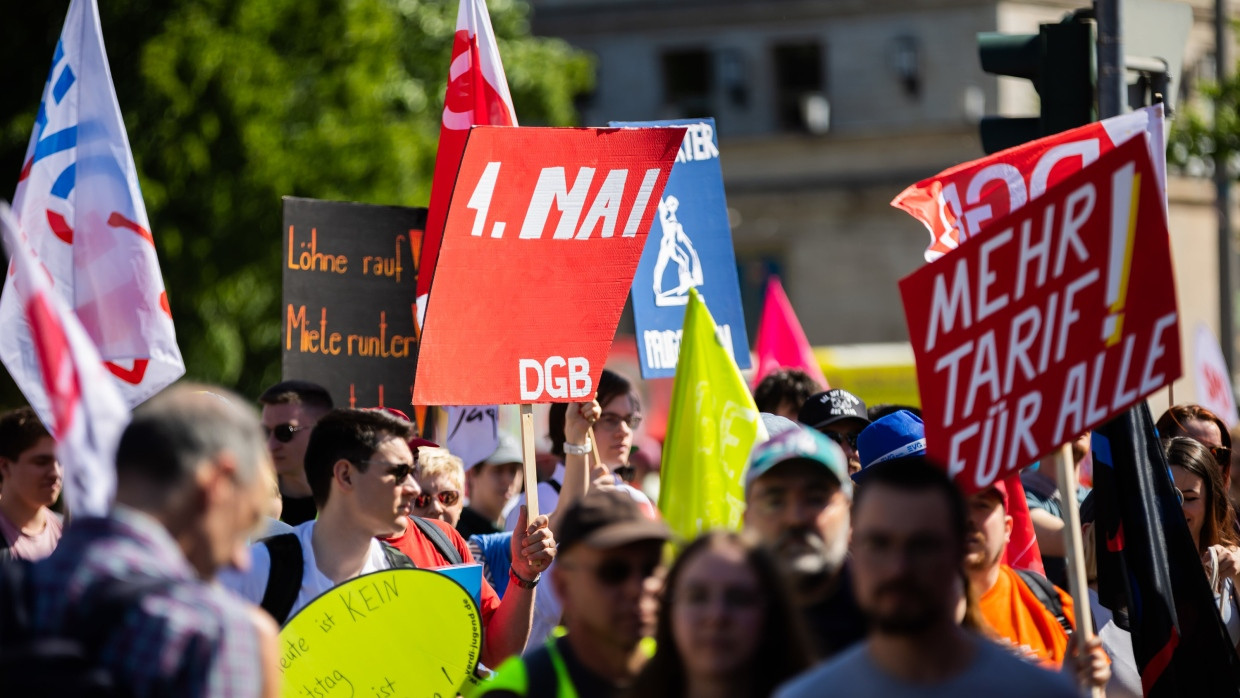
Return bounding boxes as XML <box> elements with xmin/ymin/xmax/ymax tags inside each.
<box><xmin>520</xmin><ymin>404</ymin><xmax>539</xmax><ymax>519</ymax></box>
<box><xmin>1056</xmin><ymin>442</ymin><xmax>1100</xmax><ymax>697</ymax></box>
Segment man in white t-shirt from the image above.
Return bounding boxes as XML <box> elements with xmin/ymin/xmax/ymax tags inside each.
<box><xmin>0</xmin><ymin>406</ymin><xmax>63</xmax><ymax>562</ymax></box>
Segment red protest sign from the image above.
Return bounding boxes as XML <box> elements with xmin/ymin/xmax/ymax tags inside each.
<box><xmin>900</xmin><ymin>136</ymin><xmax>1180</xmax><ymax>494</ymax></box>
<box><xmin>413</xmin><ymin>126</ymin><xmax>685</xmax><ymax>405</ymax></box>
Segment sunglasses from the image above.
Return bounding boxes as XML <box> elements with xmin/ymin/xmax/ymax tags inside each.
<box><xmin>414</xmin><ymin>490</ymin><xmax>461</xmax><ymax>508</ymax></box>
<box><xmin>351</xmin><ymin>460</ymin><xmax>415</xmax><ymax>483</ymax></box>
<box><xmin>823</xmin><ymin>430</ymin><xmax>860</xmax><ymax>450</ymax></box>
<box><xmin>264</xmin><ymin>423</ymin><xmax>307</xmax><ymax>443</ymax></box>
<box><xmin>1210</xmin><ymin>446</ymin><xmax>1233</xmax><ymax>468</ymax></box>
<box><xmin>596</xmin><ymin>413</ymin><xmax>643</xmax><ymax>431</ymax></box>
<box><xmin>566</xmin><ymin>556</ymin><xmax>661</xmax><ymax>587</ymax></box>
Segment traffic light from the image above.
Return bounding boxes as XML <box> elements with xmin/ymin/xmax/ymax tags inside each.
<box><xmin>977</xmin><ymin>17</ymin><xmax>1095</xmax><ymax>154</ymax></box>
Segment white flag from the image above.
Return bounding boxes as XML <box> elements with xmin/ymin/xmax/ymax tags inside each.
<box><xmin>1</xmin><ymin>202</ymin><xmax>130</xmax><ymax>516</ymax></box>
<box><xmin>0</xmin><ymin>0</ymin><xmax>184</xmax><ymax>415</ymax></box>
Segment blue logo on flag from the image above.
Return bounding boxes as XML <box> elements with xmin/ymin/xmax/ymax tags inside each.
<box><xmin>609</xmin><ymin>118</ymin><xmax>749</xmax><ymax>378</ymax></box>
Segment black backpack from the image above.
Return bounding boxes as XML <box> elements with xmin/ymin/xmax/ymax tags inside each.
<box><xmin>260</xmin><ymin>516</ymin><xmax>462</xmax><ymax>625</ymax></box>
<box><xmin>0</xmin><ymin>559</ymin><xmax>172</xmax><ymax>697</ymax></box>
<box><xmin>1014</xmin><ymin>568</ymin><xmax>1074</xmax><ymax>635</ymax></box>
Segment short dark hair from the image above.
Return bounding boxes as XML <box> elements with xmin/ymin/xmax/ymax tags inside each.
<box><xmin>752</xmin><ymin>369</ymin><xmax>822</xmax><ymax>415</ymax></box>
<box><xmin>305</xmin><ymin>409</ymin><xmax>414</xmax><ymax>508</ymax></box>
<box><xmin>548</xmin><ymin>369</ymin><xmax>639</xmax><ymax>458</ymax></box>
<box><xmin>851</xmin><ymin>456</ymin><xmax>968</xmax><ymax>549</ymax></box>
<box><xmin>0</xmin><ymin>407</ymin><xmax>51</xmax><ymax>462</ymax></box>
<box><xmin>258</xmin><ymin>380</ymin><xmax>334</xmax><ymax>413</ymax></box>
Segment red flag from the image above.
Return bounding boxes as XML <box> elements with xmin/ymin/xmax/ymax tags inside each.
<box><xmin>1001</xmin><ymin>474</ymin><xmax>1046</xmax><ymax>576</ymax></box>
<box><xmin>416</xmin><ymin>0</ymin><xmax>516</xmax><ymax>327</ymax></box>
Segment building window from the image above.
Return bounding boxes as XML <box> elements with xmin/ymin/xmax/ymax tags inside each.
<box><xmin>772</xmin><ymin>42</ymin><xmax>826</xmax><ymax>132</ymax></box>
<box><xmin>661</xmin><ymin>49</ymin><xmax>714</xmax><ymax>118</ymax></box>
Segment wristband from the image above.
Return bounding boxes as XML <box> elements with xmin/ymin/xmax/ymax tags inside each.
<box><xmin>509</xmin><ymin>566</ymin><xmax>541</xmax><ymax>589</ymax></box>
<box><xmin>563</xmin><ymin>438</ymin><xmax>591</xmax><ymax>456</ymax></box>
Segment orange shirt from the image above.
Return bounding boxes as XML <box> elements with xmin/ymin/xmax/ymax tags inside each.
<box><xmin>979</xmin><ymin>564</ymin><xmax>1074</xmax><ymax>668</ymax></box>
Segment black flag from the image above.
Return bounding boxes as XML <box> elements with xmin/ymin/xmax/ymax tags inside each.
<box><xmin>1092</xmin><ymin>403</ymin><xmax>1240</xmax><ymax>695</ymax></box>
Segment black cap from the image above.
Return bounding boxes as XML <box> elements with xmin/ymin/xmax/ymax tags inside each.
<box><xmin>798</xmin><ymin>389</ymin><xmax>870</xmax><ymax>431</ymax></box>
<box><xmin>557</xmin><ymin>489</ymin><xmax>671</xmax><ymax>554</ymax></box>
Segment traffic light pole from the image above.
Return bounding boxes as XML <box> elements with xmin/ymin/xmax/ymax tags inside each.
<box><xmin>1095</xmin><ymin>0</ymin><xmax>1123</xmax><ymax>119</ymax></box>
<box><xmin>1217</xmin><ymin>0</ymin><xmax>1236</xmax><ymax>385</ymax></box>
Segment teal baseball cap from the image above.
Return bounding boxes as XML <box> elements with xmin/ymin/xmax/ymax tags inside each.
<box><xmin>744</xmin><ymin>425</ymin><xmax>852</xmax><ymax>498</ymax></box>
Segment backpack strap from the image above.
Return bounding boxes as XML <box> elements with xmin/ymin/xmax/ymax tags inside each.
<box><xmin>410</xmin><ymin>517</ymin><xmax>464</xmax><ymax>566</ymax></box>
<box><xmin>1014</xmin><ymin>568</ymin><xmax>1073</xmax><ymax>636</ymax></box>
<box><xmin>547</xmin><ymin>479</ymin><xmax>562</xmax><ymax>495</ymax></box>
<box><xmin>260</xmin><ymin>533</ymin><xmax>304</xmax><ymax>625</ymax></box>
<box><xmin>381</xmin><ymin>543</ymin><xmax>417</xmax><ymax>570</ymax></box>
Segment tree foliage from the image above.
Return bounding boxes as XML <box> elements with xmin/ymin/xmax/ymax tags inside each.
<box><xmin>0</xmin><ymin>0</ymin><xmax>593</xmax><ymax>406</ymax></box>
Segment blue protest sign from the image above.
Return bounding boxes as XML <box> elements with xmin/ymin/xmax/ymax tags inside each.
<box><xmin>608</xmin><ymin>118</ymin><xmax>750</xmax><ymax>378</ymax></box>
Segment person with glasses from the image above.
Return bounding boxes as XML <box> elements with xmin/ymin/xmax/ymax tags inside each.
<box><xmin>475</xmin><ymin>489</ymin><xmax>671</xmax><ymax>698</ymax></box>
<box><xmin>411</xmin><ymin>446</ymin><xmax>466</xmax><ymax>527</ymax></box>
<box><xmin>627</xmin><ymin>531</ymin><xmax>813</xmax><ymax>698</ymax></box>
<box><xmin>776</xmin><ymin>460</ymin><xmax>1078</xmax><ymax>697</ymax></box>
<box><xmin>257</xmin><ymin>380</ymin><xmax>334</xmax><ymax>525</ymax></box>
<box><xmin>1158</xmin><ymin>404</ymin><xmax>1234</xmax><ymax>492</ymax></box>
<box><xmin>223</xmin><ymin>409</ymin><xmax>556</xmax><ymax>669</ymax></box>
<box><xmin>797</xmin><ymin>388</ymin><xmax>871</xmax><ymax>476</ymax></box>
<box><xmin>742</xmin><ymin>423</ymin><xmax>865</xmax><ymax>658</ymax></box>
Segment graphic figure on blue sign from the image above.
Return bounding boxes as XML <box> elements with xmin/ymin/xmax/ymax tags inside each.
<box><xmin>653</xmin><ymin>196</ymin><xmax>704</xmax><ymax>307</ymax></box>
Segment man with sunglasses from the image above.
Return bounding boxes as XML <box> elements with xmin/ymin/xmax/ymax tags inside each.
<box><xmin>743</xmin><ymin>423</ymin><xmax>866</xmax><ymax>658</ymax></box>
<box><xmin>223</xmin><ymin>409</ymin><xmax>556</xmax><ymax>669</ymax></box>
<box><xmin>478</xmin><ymin>489</ymin><xmax>671</xmax><ymax>698</ymax></box>
<box><xmin>258</xmin><ymin>380</ymin><xmax>333</xmax><ymax>525</ymax></box>
<box><xmin>798</xmin><ymin>388</ymin><xmax>871</xmax><ymax>476</ymax></box>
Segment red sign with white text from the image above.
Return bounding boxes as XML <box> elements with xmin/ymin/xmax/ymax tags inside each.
<box><xmin>900</xmin><ymin>137</ymin><xmax>1180</xmax><ymax>494</ymax></box>
<box><xmin>413</xmin><ymin>126</ymin><xmax>685</xmax><ymax>405</ymax></box>
<box><xmin>892</xmin><ymin>105</ymin><xmax>1165</xmax><ymax>262</ymax></box>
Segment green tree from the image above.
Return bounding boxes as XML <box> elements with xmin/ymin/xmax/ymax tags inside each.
<box><xmin>0</xmin><ymin>0</ymin><xmax>593</xmax><ymax>407</ymax></box>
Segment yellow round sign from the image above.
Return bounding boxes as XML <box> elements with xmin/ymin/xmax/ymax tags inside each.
<box><xmin>278</xmin><ymin>569</ymin><xmax>482</xmax><ymax>698</ymax></box>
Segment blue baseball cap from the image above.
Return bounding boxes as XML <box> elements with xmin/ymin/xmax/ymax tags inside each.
<box><xmin>745</xmin><ymin>425</ymin><xmax>851</xmax><ymax>498</ymax></box>
<box><xmin>855</xmin><ymin>410</ymin><xmax>926</xmax><ymax>481</ymax></box>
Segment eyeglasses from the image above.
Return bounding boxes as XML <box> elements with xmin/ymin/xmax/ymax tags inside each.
<box><xmin>822</xmin><ymin>430</ymin><xmax>860</xmax><ymax>450</ymax></box>
<box><xmin>350</xmin><ymin>460</ymin><xmax>415</xmax><ymax>483</ymax></box>
<box><xmin>264</xmin><ymin>423</ymin><xmax>307</xmax><ymax>443</ymax></box>
<box><xmin>414</xmin><ymin>490</ymin><xmax>461</xmax><ymax>508</ymax></box>
<box><xmin>564</xmin><ymin>556</ymin><xmax>662</xmax><ymax>587</ymax></box>
<box><xmin>596</xmin><ymin>413</ymin><xmax>643</xmax><ymax>432</ymax></box>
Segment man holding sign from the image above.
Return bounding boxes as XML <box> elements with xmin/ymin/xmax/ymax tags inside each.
<box><xmin>222</xmin><ymin>409</ymin><xmax>554</xmax><ymax>669</ymax></box>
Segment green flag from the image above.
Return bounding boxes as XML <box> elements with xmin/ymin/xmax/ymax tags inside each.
<box><xmin>659</xmin><ymin>288</ymin><xmax>767</xmax><ymax>541</ymax></box>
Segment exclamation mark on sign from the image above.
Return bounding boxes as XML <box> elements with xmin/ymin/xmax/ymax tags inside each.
<box><xmin>1102</xmin><ymin>163</ymin><xmax>1140</xmax><ymax>347</ymax></box>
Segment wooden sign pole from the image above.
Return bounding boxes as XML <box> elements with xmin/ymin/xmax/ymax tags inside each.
<box><xmin>520</xmin><ymin>404</ymin><xmax>539</xmax><ymax>520</ymax></box>
<box><xmin>1055</xmin><ymin>442</ymin><xmax>1101</xmax><ymax>698</ymax></box>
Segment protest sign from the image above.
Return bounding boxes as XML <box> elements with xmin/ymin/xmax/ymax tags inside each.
<box><xmin>892</xmin><ymin>105</ymin><xmax>1165</xmax><ymax>262</ymax></box>
<box><xmin>608</xmin><ymin>118</ymin><xmax>749</xmax><ymax>378</ymax></box>
<box><xmin>444</xmin><ymin>405</ymin><xmax>500</xmax><ymax>469</ymax></box>
<box><xmin>1193</xmin><ymin>323</ymin><xmax>1239</xmax><ymax>428</ymax></box>
<box><xmin>413</xmin><ymin>125</ymin><xmax>684</xmax><ymax>406</ymax></box>
<box><xmin>278</xmin><ymin>569</ymin><xmax>481</xmax><ymax>698</ymax></box>
<box><xmin>282</xmin><ymin>198</ymin><xmax>425</xmax><ymax>409</ymax></box>
<box><xmin>901</xmin><ymin>136</ymin><xmax>1180</xmax><ymax>494</ymax></box>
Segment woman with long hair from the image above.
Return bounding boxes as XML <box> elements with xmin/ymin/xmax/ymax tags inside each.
<box><xmin>627</xmin><ymin>532</ymin><xmax>813</xmax><ymax>698</ymax></box>
<box><xmin>1165</xmin><ymin>436</ymin><xmax>1240</xmax><ymax>651</ymax></box>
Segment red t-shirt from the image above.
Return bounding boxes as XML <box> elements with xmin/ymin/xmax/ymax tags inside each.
<box><xmin>381</xmin><ymin>517</ymin><xmax>502</xmax><ymax>630</ymax></box>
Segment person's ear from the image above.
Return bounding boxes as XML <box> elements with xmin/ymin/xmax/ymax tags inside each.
<box><xmin>1004</xmin><ymin>513</ymin><xmax>1014</xmax><ymax>543</ymax></box>
<box><xmin>333</xmin><ymin>459</ymin><xmax>354</xmax><ymax>492</ymax></box>
<box><xmin>0</xmin><ymin>457</ymin><xmax>11</xmax><ymax>481</ymax></box>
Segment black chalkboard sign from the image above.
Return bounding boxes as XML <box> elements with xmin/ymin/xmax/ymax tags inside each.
<box><xmin>281</xmin><ymin>197</ymin><xmax>427</xmax><ymax>409</ymax></box>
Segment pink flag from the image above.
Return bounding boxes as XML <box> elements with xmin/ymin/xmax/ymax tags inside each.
<box><xmin>1</xmin><ymin>202</ymin><xmax>130</xmax><ymax>516</ymax></box>
<box><xmin>0</xmin><ymin>0</ymin><xmax>184</xmax><ymax>411</ymax></box>
<box><xmin>752</xmin><ymin>276</ymin><xmax>830</xmax><ymax>389</ymax></box>
<box><xmin>415</xmin><ymin>0</ymin><xmax>517</xmax><ymax>328</ymax></box>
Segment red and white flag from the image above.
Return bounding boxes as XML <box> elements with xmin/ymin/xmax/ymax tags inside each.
<box><xmin>0</xmin><ymin>0</ymin><xmax>184</xmax><ymax>415</ymax></box>
<box><xmin>891</xmin><ymin>105</ymin><xmax>1165</xmax><ymax>262</ymax></box>
<box><xmin>416</xmin><ymin>0</ymin><xmax>517</xmax><ymax>328</ymax></box>
<box><xmin>1</xmin><ymin>202</ymin><xmax>130</xmax><ymax>516</ymax></box>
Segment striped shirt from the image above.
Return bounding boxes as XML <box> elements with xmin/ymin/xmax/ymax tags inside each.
<box><xmin>28</xmin><ymin>506</ymin><xmax>263</xmax><ymax>697</ymax></box>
